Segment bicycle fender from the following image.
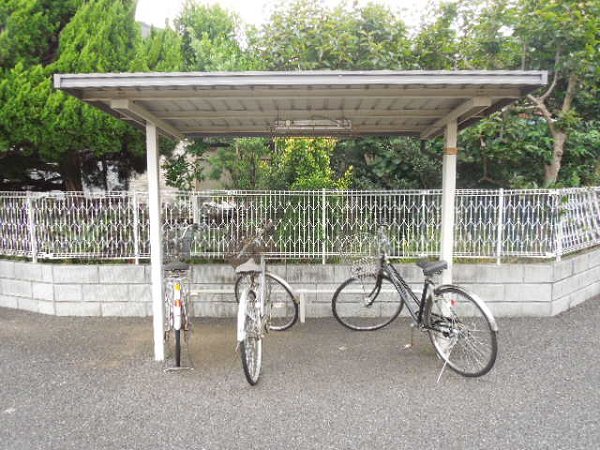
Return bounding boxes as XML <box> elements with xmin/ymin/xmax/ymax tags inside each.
<box><xmin>237</xmin><ymin>288</ymin><xmax>249</xmax><ymax>342</ymax></box>
<box><xmin>266</xmin><ymin>271</ymin><xmax>300</xmax><ymax>304</ymax></box>
<box><xmin>435</xmin><ymin>284</ymin><xmax>499</xmax><ymax>332</ymax></box>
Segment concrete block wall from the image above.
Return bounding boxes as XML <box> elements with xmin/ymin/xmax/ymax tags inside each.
<box><xmin>0</xmin><ymin>262</ymin><xmax>152</xmax><ymax>317</ymax></box>
<box><xmin>1</xmin><ymin>246</ymin><xmax>599</xmax><ymax>318</ymax></box>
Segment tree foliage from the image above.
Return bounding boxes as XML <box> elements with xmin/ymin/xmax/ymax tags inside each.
<box><xmin>333</xmin><ymin>138</ymin><xmax>442</xmax><ymax>189</ymax></box>
<box><xmin>206</xmin><ymin>139</ymin><xmax>271</xmax><ymax>190</ymax></box>
<box><xmin>1</xmin><ymin>0</ymin><xmax>598</xmax><ymax>191</ymax></box>
<box><xmin>131</xmin><ymin>25</ymin><xmax>183</xmax><ymax>72</ymax></box>
<box><xmin>0</xmin><ymin>0</ymin><xmax>81</xmax><ymax>68</ymax></box>
<box><xmin>248</xmin><ymin>0</ymin><xmax>412</xmax><ymax>70</ymax></box>
<box><xmin>176</xmin><ymin>1</ymin><xmax>253</xmax><ymax>71</ymax></box>
<box><xmin>0</xmin><ymin>0</ymin><xmax>146</xmax><ymax>191</ymax></box>
<box><xmin>267</xmin><ymin>138</ymin><xmax>352</xmax><ymax>190</ymax></box>
<box><xmin>411</xmin><ymin>0</ymin><xmax>600</xmax><ymax>188</ymax></box>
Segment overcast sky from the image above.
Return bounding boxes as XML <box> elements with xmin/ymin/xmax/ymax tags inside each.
<box><xmin>135</xmin><ymin>0</ymin><xmax>438</xmax><ymax>30</ymax></box>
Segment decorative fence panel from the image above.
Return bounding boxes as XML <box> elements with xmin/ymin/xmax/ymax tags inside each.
<box><xmin>0</xmin><ymin>188</ymin><xmax>598</xmax><ymax>262</ymax></box>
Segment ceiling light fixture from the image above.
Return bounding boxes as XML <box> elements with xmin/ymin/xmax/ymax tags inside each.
<box><xmin>273</xmin><ymin>119</ymin><xmax>352</xmax><ymax>132</ymax></box>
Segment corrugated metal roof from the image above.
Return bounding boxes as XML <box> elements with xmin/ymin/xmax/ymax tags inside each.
<box><xmin>54</xmin><ymin>70</ymin><xmax>547</xmax><ymax>140</ymax></box>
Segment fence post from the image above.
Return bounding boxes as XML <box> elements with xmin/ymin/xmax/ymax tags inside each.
<box><xmin>132</xmin><ymin>191</ymin><xmax>140</xmax><ymax>265</ymax></box>
<box><xmin>495</xmin><ymin>188</ymin><xmax>504</xmax><ymax>265</ymax></box>
<box><xmin>555</xmin><ymin>190</ymin><xmax>563</xmax><ymax>262</ymax></box>
<box><xmin>322</xmin><ymin>188</ymin><xmax>327</xmax><ymax>265</ymax></box>
<box><xmin>26</xmin><ymin>192</ymin><xmax>38</xmax><ymax>263</ymax></box>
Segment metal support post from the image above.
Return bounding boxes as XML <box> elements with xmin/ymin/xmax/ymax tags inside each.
<box><xmin>440</xmin><ymin>121</ymin><xmax>458</xmax><ymax>285</ymax></box>
<box><xmin>146</xmin><ymin>123</ymin><xmax>165</xmax><ymax>361</ymax></box>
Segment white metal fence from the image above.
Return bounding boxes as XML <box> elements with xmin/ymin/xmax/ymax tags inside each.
<box><xmin>1</xmin><ymin>188</ymin><xmax>599</xmax><ymax>263</ymax></box>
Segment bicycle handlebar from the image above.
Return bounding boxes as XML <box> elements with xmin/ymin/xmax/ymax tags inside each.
<box><xmin>235</xmin><ymin>220</ymin><xmax>274</xmax><ymax>260</ymax></box>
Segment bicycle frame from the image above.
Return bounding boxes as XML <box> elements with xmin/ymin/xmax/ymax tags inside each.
<box><xmin>373</xmin><ymin>255</ymin><xmax>436</xmax><ymax>329</ymax></box>
<box><xmin>237</xmin><ymin>255</ymin><xmax>267</xmax><ymax>342</ymax></box>
<box><xmin>381</xmin><ymin>259</ymin><xmax>499</xmax><ymax>334</ymax></box>
<box><xmin>162</xmin><ymin>223</ymin><xmax>198</xmax><ymax>370</ymax></box>
<box><xmin>165</xmin><ymin>275</ymin><xmax>188</xmax><ymax>330</ymax></box>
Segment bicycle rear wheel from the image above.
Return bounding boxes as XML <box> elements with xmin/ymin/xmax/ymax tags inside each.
<box><xmin>425</xmin><ymin>286</ymin><xmax>497</xmax><ymax>377</ymax></box>
<box><xmin>174</xmin><ymin>330</ymin><xmax>181</xmax><ymax>367</ymax></box>
<box><xmin>331</xmin><ymin>274</ymin><xmax>403</xmax><ymax>331</ymax></box>
<box><xmin>239</xmin><ymin>291</ymin><xmax>263</xmax><ymax>385</ymax></box>
<box><xmin>235</xmin><ymin>273</ymin><xmax>298</xmax><ymax>331</ymax></box>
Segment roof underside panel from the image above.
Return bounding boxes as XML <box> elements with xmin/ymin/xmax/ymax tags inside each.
<box><xmin>54</xmin><ymin>70</ymin><xmax>547</xmax><ymax>140</ymax></box>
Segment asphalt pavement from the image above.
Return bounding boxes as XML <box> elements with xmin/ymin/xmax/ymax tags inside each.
<box><xmin>1</xmin><ymin>298</ymin><xmax>599</xmax><ymax>450</ymax></box>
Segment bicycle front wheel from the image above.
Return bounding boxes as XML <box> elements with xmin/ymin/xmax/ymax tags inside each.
<box><xmin>331</xmin><ymin>274</ymin><xmax>403</xmax><ymax>331</ymax></box>
<box><xmin>235</xmin><ymin>273</ymin><xmax>298</xmax><ymax>331</ymax></box>
<box><xmin>425</xmin><ymin>286</ymin><xmax>498</xmax><ymax>377</ymax></box>
<box><xmin>240</xmin><ymin>316</ymin><xmax>263</xmax><ymax>385</ymax></box>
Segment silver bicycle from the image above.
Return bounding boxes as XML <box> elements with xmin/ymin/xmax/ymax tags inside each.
<box><xmin>230</xmin><ymin>222</ymin><xmax>298</xmax><ymax>385</ymax></box>
<box><xmin>163</xmin><ymin>223</ymin><xmax>197</xmax><ymax>368</ymax></box>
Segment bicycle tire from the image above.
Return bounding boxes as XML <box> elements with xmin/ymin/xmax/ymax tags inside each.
<box><xmin>235</xmin><ymin>273</ymin><xmax>298</xmax><ymax>331</ymax></box>
<box><xmin>331</xmin><ymin>274</ymin><xmax>404</xmax><ymax>331</ymax></box>
<box><xmin>240</xmin><ymin>296</ymin><xmax>262</xmax><ymax>385</ymax></box>
<box><xmin>424</xmin><ymin>286</ymin><xmax>498</xmax><ymax>377</ymax></box>
<box><xmin>174</xmin><ymin>329</ymin><xmax>181</xmax><ymax>367</ymax></box>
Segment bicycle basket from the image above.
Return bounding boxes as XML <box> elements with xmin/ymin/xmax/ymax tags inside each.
<box><xmin>338</xmin><ymin>233</ymin><xmax>381</xmax><ymax>278</ymax></box>
<box><xmin>226</xmin><ymin>236</ymin><xmax>268</xmax><ymax>269</ymax></box>
<box><xmin>163</xmin><ymin>226</ymin><xmax>193</xmax><ymax>263</ymax></box>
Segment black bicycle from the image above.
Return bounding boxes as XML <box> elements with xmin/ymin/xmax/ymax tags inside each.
<box><xmin>332</xmin><ymin>229</ymin><xmax>498</xmax><ymax>377</ymax></box>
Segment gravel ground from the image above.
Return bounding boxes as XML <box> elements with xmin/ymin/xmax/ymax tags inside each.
<box><xmin>1</xmin><ymin>298</ymin><xmax>599</xmax><ymax>450</ymax></box>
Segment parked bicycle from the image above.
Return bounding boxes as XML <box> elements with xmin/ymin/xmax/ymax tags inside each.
<box><xmin>229</xmin><ymin>221</ymin><xmax>299</xmax><ymax>385</ymax></box>
<box><xmin>163</xmin><ymin>223</ymin><xmax>197</xmax><ymax>368</ymax></box>
<box><xmin>332</xmin><ymin>228</ymin><xmax>498</xmax><ymax>377</ymax></box>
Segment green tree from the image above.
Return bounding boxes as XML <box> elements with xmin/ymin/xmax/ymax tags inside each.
<box><xmin>206</xmin><ymin>138</ymin><xmax>272</xmax><ymax>190</ymax></box>
<box><xmin>458</xmin><ymin>110</ymin><xmax>552</xmax><ymax>188</ymax></box>
<box><xmin>516</xmin><ymin>0</ymin><xmax>599</xmax><ymax>185</ymax></box>
<box><xmin>333</xmin><ymin>138</ymin><xmax>442</xmax><ymax>189</ymax></box>
<box><xmin>0</xmin><ymin>0</ymin><xmax>81</xmax><ymax>68</ymax></box>
<box><xmin>0</xmin><ymin>0</ymin><xmax>146</xmax><ymax>191</ymax></box>
<box><xmin>248</xmin><ymin>0</ymin><xmax>412</xmax><ymax>70</ymax></box>
<box><xmin>0</xmin><ymin>0</ymin><xmax>81</xmax><ymax>190</ymax></box>
<box><xmin>176</xmin><ymin>1</ymin><xmax>254</xmax><ymax>71</ymax></box>
<box><xmin>266</xmin><ymin>138</ymin><xmax>352</xmax><ymax>190</ymax></box>
<box><xmin>414</xmin><ymin>0</ymin><xmax>600</xmax><ymax>188</ymax></box>
<box><xmin>412</xmin><ymin>1</ymin><xmax>462</xmax><ymax>70</ymax></box>
<box><xmin>131</xmin><ymin>25</ymin><xmax>183</xmax><ymax>72</ymax></box>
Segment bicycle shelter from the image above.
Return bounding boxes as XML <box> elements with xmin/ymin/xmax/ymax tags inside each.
<box><xmin>54</xmin><ymin>70</ymin><xmax>547</xmax><ymax>361</ymax></box>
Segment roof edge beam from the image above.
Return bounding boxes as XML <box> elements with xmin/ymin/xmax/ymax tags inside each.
<box><xmin>160</xmin><ymin>109</ymin><xmax>452</xmax><ymax>121</ymax></box>
<box><xmin>84</xmin><ymin>88</ymin><xmax>522</xmax><ymax>102</ymax></box>
<box><xmin>110</xmin><ymin>99</ymin><xmax>183</xmax><ymax>140</ymax></box>
<box><xmin>420</xmin><ymin>96</ymin><xmax>492</xmax><ymax>140</ymax></box>
<box><xmin>179</xmin><ymin>125</ymin><xmax>425</xmax><ymax>135</ymax></box>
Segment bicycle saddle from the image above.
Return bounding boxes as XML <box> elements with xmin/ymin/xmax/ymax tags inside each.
<box><xmin>416</xmin><ymin>260</ymin><xmax>448</xmax><ymax>276</ymax></box>
<box><xmin>235</xmin><ymin>258</ymin><xmax>261</xmax><ymax>274</ymax></box>
<box><xmin>164</xmin><ymin>261</ymin><xmax>190</xmax><ymax>271</ymax></box>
